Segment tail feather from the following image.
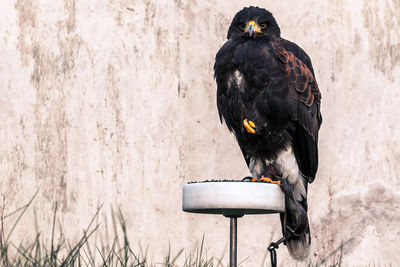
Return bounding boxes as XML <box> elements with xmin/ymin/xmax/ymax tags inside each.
<box><xmin>280</xmin><ymin>194</ymin><xmax>311</xmax><ymax>261</ymax></box>
<box><xmin>286</xmin><ymin>224</ymin><xmax>311</xmax><ymax>260</ymax></box>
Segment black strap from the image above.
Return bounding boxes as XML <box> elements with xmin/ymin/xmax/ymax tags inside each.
<box><xmin>268</xmin><ymin>243</ymin><xmax>278</xmax><ymax>267</ymax></box>
<box><xmin>267</xmin><ymin>227</ymin><xmax>295</xmax><ymax>267</ymax></box>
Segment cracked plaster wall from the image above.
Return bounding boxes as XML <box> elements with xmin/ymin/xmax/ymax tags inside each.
<box><xmin>1</xmin><ymin>0</ymin><xmax>399</xmax><ymax>266</ymax></box>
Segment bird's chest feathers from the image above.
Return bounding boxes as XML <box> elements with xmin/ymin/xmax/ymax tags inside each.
<box><xmin>226</xmin><ymin>42</ymin><xmax>277</xmax><ymax>96</ymax></box>
<box><xmin>223</xmin><ymin>69</ymin><xmax>270</xmax><ymax>135</ymax></box>
<box><xmin>225</xmin><ymin>68</ymin><xmax>266</xmax><ymax>114</ymax></box>
<box><xmin>225</xmin><ymin>70</ymin><xmax>254</xmax><ymax>119</ymax></box>
<box><xmin>227</xmin><ymin>70</ymin><xmax>246</xmax><ymax>94</ymax></box>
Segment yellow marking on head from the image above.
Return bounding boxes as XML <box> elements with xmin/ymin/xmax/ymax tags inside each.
<box><xmin>245</xmin><ymin>20</ymin><xmax>262</xmax><ymax>33</ymax></box>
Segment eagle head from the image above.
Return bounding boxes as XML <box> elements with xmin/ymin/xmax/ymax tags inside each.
<box><xmin>227</xmin><ymin>6</ymin><xmax>281</xmax><ymax>40</ymax></box>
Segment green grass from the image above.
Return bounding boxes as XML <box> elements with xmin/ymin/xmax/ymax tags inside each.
<box><xmin>0</xmin><ymin>191</ymin><xmax>349</xmax><ymax>267</ymax></box>
<box><xmin>0</xmin><ymin>191</ymin><xmax>218</xmax><ymax>267</ymax></box>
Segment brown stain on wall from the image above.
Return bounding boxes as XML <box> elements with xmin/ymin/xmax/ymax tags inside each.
<box><xmin>15</xmin><ymin>0</ymin><xmax>81</xmax><ymax>211</ymax></box>
<box><xmin>15</xmin><ymin>0</ymin><xmax>38</xmax><ymax>66</ymax></box>
<box><xmin>31</xmin><ymin>44</ymin><xmax>69</xmax><ymax>210</ymax></box>
<box><xmin>106</xmin><ymin>64</ymin><xmax>127</xmax><ymax>186</ymax></box>
<box><xmin>64</xmin><ymin>0</ymin><xmax>76</xmax><ymax>33</ymax></box>
<box><xmin>1</xmin><ymin>145</ymin><xmax>28</xmax><ymax>205</ymax></box>
<box><xmin>313</xmin><ymin>183</ymin><xmax>400</xmax><ymax>262</ymax></box>
<box><xmin>363</xmin><ymin>0</ymin><xmax>400</xmax><ymax>80</ymax></box>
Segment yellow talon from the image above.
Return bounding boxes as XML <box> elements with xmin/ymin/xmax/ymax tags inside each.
<box><xmin>243</xmin><ymin>119</ymin><xmax>256</xmax><ymax>134</ymax></box>
<box><xmin>249</xmin><ymin>176</ymin><xmax>281</xmax><ymax>185</ymax></box>
<box><xmin>259</xmin><ymin>176</ymin><xmax>273</xmax><ymax>183</ymax></box>
<box><xmin>271</xmin><ymin>180</ymin><xmax>281</xmax><ymax>186</ymax></box>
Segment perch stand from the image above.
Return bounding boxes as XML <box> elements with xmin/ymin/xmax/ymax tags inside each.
<box><xmin>182</xmin><ymin>181</ymin><xmax>285</xmax><ymax>267</ymax></box>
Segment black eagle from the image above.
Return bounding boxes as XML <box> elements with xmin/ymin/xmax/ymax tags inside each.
<box><xmin>214</xmin><ymin>7</ymin><xmax>322</xmax><ymax>260</ymax></box>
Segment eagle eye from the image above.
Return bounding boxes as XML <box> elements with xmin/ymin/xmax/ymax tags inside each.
<box><xmin>238</xmin><ymin>22</ymin><xmax>245</xmax><ymax>31</ymax></box>
<box><xmin>260</xmin><ymin>22</ymin><xmax>268</xmax><ymax>29</ymax></box>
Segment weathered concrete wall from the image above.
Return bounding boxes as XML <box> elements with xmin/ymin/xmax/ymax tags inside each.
<box><xmin>1</xmin><ymin>0</ymin><xmax>400</xmax><ymax>266</ymax></box>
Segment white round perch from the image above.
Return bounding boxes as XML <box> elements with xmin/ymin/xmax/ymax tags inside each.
<box><xmin>182</xmin><ymin>181</ymin><xmax>285</xmax><ymax>217</ymax></box>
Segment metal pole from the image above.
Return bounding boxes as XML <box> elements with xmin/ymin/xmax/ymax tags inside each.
<box><xmin>230</xmin><ymin>217</ymin><xmax>237</xmax><ymax>267</ymax></box>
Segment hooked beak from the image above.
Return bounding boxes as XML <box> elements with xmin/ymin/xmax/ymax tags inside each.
<box><xmin>248</xmin><ymin>23</ymin><xmax>255</xmax><ymax>37</ymax></box>
<box><xmin>245</xmin><ymin>21</ymin><xmax>261</xmax><ymax>38</ymax></box>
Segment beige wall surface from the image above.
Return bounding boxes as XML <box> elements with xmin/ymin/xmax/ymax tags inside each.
<box><xmin>1</xmin><ymin>0</ymin><xmax>400</xmax><ymax>266</ymax></box>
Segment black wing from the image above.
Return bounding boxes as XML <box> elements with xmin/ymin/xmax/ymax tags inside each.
<box><xmin>276</xmin><ymin>38</ymin><xmax>322</xmax><ymax>182</ymax></box>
